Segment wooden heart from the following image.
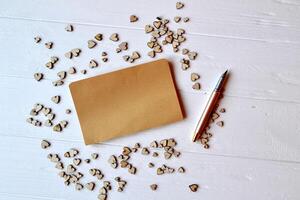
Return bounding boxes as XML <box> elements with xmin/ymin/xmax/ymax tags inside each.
<box><xmin>34</xmin><ymin>73</ymin><xmax>43</xmax><ymax>81</ymax></box>
<box><xmin>88</xmin><ymin>40</ymin><xmax>97</xmax><ymax>49</ymax></box>
<box><xmin>109</xmin><ymin>33</ymin><xmax>119</xmax><ymax>42</ymax></box>
<box><xmin>89</xmin><ymin>59</ymin><xmax>98</xmax><ymax>68</ymax></box>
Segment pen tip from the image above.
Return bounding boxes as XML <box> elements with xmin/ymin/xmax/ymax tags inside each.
<box><xmin>221</xmin><ymin>69</ymin><xmax>228</xmax><ymax>77</ymax></box>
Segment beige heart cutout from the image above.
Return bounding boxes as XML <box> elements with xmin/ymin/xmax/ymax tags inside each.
<box><xmin>34</xmin><ymin>73</ymin><xmax>43</xmax><ymax>81</ymax></box>
<box><xmin>88</xmin><ymin>40</ymin><xmax>97</xmax><ymax>49</ymax></box>
<box><xmin>89</xmin><ymin>59</ymin><xmax>98</xmax><ymax>68</ymax></box>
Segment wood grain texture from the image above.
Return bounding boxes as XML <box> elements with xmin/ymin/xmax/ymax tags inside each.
<box><xmin>0</xmin><ymin>0</ymin><xmax>300</xmax><ymax>199</ymax></box>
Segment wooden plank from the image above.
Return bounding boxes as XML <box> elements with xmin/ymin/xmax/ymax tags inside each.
<box><xmin>0</xmin><ymin>18</ymin><xmax>299</xmax><ymax>103</ymax></box>
<box><xmin>0</xmin><ymin>0</ymin><xmax>299</xmax><ymax>44</ymax></box>
<box><xmin>0</xmin><ymin>135</ymin><xmax>299</xmax><ymax>200</ymax></box>
<box><xmin>1</xmin><ymin>76</ymin><xmax>300</xmax><ymax>162</ymax></box>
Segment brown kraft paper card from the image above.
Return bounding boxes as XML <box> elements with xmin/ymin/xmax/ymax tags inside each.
<box><xmin>69</xmin><ymin>59</ymin><xmax>184</xmax><ymax>145</ymax></box>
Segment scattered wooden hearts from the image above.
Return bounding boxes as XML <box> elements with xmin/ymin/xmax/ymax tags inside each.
<box><xmin>88</xmin><ymin>40</ymin><xmax>97</xmax><ymax>49</ymax></box>
<box><xmin>71</xmin><ymin>48</ymin><xmax>81</xmax><ymax>57</ymax></box>
<box><xmin>80</xmin><ymin>69</ymin><xmax>87</xmax><ymax>74</ymax></box>
<box><xmin>119</xmin><ymin>42</ymin><xmax>128</xmax><ymax>51</ymax></box>
<box><xmin>109</xmin><ymin>33</ymin><xmax>119</xmax><ymax>42</ymax></box>
<box><xmin>108</xmin><ymin>155</ymin><xmax>118</xmax><ymax>169</ymax></box>
<box><xmin>34</xmin><ymin>73</ymin><xmax>43</xmax><ymax>81</ymax></box>
<box><xmin>94</xmin><ymin>33</ymin><xmax>103</xmax><ymax>41</ymax></box>
<box><xmin>174</xmin><ymin>16</ymin><xmax>181</xmax><ymax>23</ymax></box>
<box><xmin>42</xmin><ymin>107</ymin><xmax>51</xmax><ymax>115</ymax></box>
<box><xmin>212</xmin><ymin>113</ymin><xmax>219</xmax><ymax>120</ymax></box>
<box><xmin>141</xmin><ymin>147</ymin><xmax>150</xmax><ymax>155</ymax></box>
<box><xmin>176</xmin><ymin>2</ymin><xmax>184</xmax><ymax>9</ymax></box>
<box><xmin>89</xmin><ymin>59</ymin><xmax>98</xmax><ymax>68</ymax></box>
<box><xmin>116</xmin><ymin>48</ymin><xmax>121</xmax><ymax>53</ymax></box>
<box><xmin>192</xmin><ymin>82</ymin><xmax>201</xmax><ymax>90</ymax></box>
<box><xmin>177</xmin><ymin>28</ymin><xmax>185</xmax><ymax>35</ymax></box>
<box><xmin>182</xmin><ymin>48</ymin><xmax>189</xmax><ymax>55</ymax></box>
<box><xmin>73</xmin><ymin>158</ymin><xmax>81</xmax><ymax>166</ymax></box>
<box><xmin>128</xmin><ymin>166</ymin><xmax>137</xmax><ymax>174</ymax></box>
<box><xmin>65</xmin><ymin>109</ymin><xmax>71</xmax><ymax>114</ymax></box>
<box><xmin>52</xmin><ymin>80</ymin><xmax>64</xmax><ymax>86</ymax></box>
<box><xmin>68</xmin><ymin>67</ymin><xmax>76</xmax><ymax>74</ymax></box>
<box><xmin>156</xmin><ymin>167</ymin><xmax>164</xmax><ymax>175</ymax></box>
<box><xmin>189</xmin><ymin>184</ymin><xmax>199</xmax><ymax>192</ymax></box>
<box><xmin>219</xmin><ymin>108</ymin><xmax>226</xmax><ymax>113</ymax></box>
<box><xmin>91</xmin><ymin>153</ymin><xmax>99</xmax><ymax>160</ymax></box>
<box><xmin>147</xmin><ymin>50</ymin><xmax>155</xmax><ymax>58</ymax></box>
<box><xmin>55</xmin><ymin>162</ymin><xmax>64</xmax><ymax>170</ymax></box>
<box><xmin>216</xmin><ymin>121</ymin><xmax>224</xmax><ymax>127</ymax></box>
<box><xmin>45</xmin><ymin>42</ymin><xmax>53</xmax><ymax>49</ymax></box>
<box><xmin>60</xmin><ymin>120</ymin><xmax>68</xmax><ymax>128</ymax></box>
<box><xmin>181</xmin><ymin>58</ymin><xmax>190</xmax><ymax>70</ymax></box>
<box><xmin>178</xmin><ymin>167</ymin><xmax>185</xmax><ymax>173</ymax></box>
<box><xmin>53</xmin><ymin>123</ymin><xmax>62</xmax><ymax>132</ymax></box>
<box><xmin>145</xmin><ymin>25</ymin><xmax>154</xmax><ymax>33</ymax></box>
<box><xmin>181</xmin><ymin>63</ymin><xmax>189</xmax><ymax>70</ymax></box>
<box><xmin>50</xmin><ymin>154</ymin><xmax>60</xmax><ymax>162</ymax></box>
<box><xmin>153</xmin><ymin>45</ymin><xmax>162</xmax><ymax>53</ymax></box>
<box><xmin>183</xmin><ymin>17</ymin><xmax>190</xmax><ymax>22</ymax></box>
<box><xmin>150</xmin><ymin>184</ymin><xmax>158</xmax><ymax>191</ymax></box>
<box><xmin>41</xmin><ymin>140</ymin><xmax>51</xmax><ymax>149</ymax></box>
<box><xmin>34</xmin><ymin>36</ymin><xmax>41</xmax><ymax>43</ymax></box>
<box><xmin>65</xmin><ymin>24</ymin><xmax>73</xmax><ymax>32</ymax></box>
<box><xmin>131</xmin><ymin>51</ymin><xmax>140</xmax><ymax>59</ymax></box>
<box><xmin>51</xmin><ymin>95</ymin><xmax>61</xmax><ymax>104</ymax></box>
<box><xmin>123</xmin><ymin>55</ymin><xmax>130</xmax><ymax>61</ymax></box>
<box><xmin>153</xmin><ymin>21</ymin><xmax>162</xmax><ymax>29</ymax></box>
<box><xmin>44</xmin><ymin>119</ymin><xmax>53</xmax><ymax>127</ymax></box>
<box><xmin>98</xmin><ymin>194</ymin><xmax>107</xmax><ymax>200</ymax></box>
<box><xmin>188</xmin><ymin>51</ymin><xmax>197</xmax><ymax>60</ymax></box>
<box><xmin>191</xmin><ymin>73</ymin><xmax>200</xmax><ymax>82</ymax></box>
<box><xmin>75</xmin><ymin>183</ymin><xmax>84</xmax><ymax>191</ymax></box>
<box><xmin>57</xmin><ymin>71</ymin><xmax>67</xmax><ymax>79</ymax></box>
<box><xmin>64</xmin><ymin>51</ymin><xmax>72</xmax><ymax>59</ymax></box>
<box><xmin>85</xmin><ymin>182</ymin><xmax>95</xmax><ymax>191</ymax></box>
<box><xmin>50</xmin><ymin>56</ymin><xmax>59</xmax><ymax>64</ymax></box>
<box><xmin>46</xmin><ymin>113</ymin><xmax>55</xmax><ymax>120</ymax></box>
<box><xmin>67</xmin><ymin>164</ymin><xmax>76</xmax><ymax>174</ymax></box>
<box><xmin>130</xmin><ymin>15</ymin><xmax>138</xmax><ymax>22</ymax></box>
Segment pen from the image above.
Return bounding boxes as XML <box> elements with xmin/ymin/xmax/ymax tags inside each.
<box><xmin>192</xmin><ymin>70</ymin><xmax>229</xmax><ymax>142</ymax></box>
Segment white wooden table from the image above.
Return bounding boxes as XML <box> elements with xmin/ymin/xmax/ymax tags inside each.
<box><xmin>0</xmin><ymin>0</ymin><xmax>300</xmax><ymax>199</ymax></box>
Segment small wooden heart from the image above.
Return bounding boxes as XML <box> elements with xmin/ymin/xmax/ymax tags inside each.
<box><xmin>34</xmin><ymin>73</ymin><xmax>43</xmax><ymax>81</ymax></box>
<box><xmin>51</xmin><ymin>95</ymin><xmax>60</xmax><ymax>104</ymax></box>
<box><xmin>109</xmin><ymin>33</ymin><xmax>119</xmax><ymax>42</ymax></box>
<box><xmin>94</xmin><ymin>33</ymin><xmax>103</xmax><ymax>41</ymax></box>
<box><xmin>176</xmin><ymin>2</ymin><xmax>184</xmax><ymax>9</ymax></box>
<box><xmin>88</xmin><ymin>40</ymin><xmax>97</xmax><ymax>49</ymax></box>
<box><xmin>191</xmin><ymin>73</ymin><xmax>200</xmax><ymax>82</ymax></box>
<box><xmin>65</xmin><ymin>24</ymin><xmax>73</xmax><ymax>32</ymax></box>
<box><xmin>153</xmin><ymin>21</ymin><xmax>162</xmax><ymax>29</ymax></box>
<box><xmin>145</xmin><ymin>25</ymin><xmax>154</xmax><ymax>33</ymax></box>
<box><xmin>192</xmin><ymin>82</ymin><xmax>201</xmax><ymax>90</ymax></box>
<box><xmin>73</xmin><ymin>158</ymin><xmax>81</xmax><ymax>166</ymax></box>
<box><xmin>89</xmin><ymin>59</ymin><xmax>98</xmax><ymax>68</ymax></box>
<box><xmin>42</xmin><ymin>107</ymin><xmax>51</xmax><ymax>115</ymax></box>
<box><xmin>57</xmin><ymin>71</ymin><xmax>67</xmax><ymax>79</ymax></box>
<box><xmin>64</xmin><ymin>51</ymin><xmax>72</xmax><ymax>59</ymax></box>
<box><xmin>130</xmin><ymin>15</ymin><xmax>138</xmax><ymax>23</ymax></box>
<box><xmin>147</xmin><ymin>51</ymin><xmax>155</xmax><ymax>58</ymax></box>
<box><xmin>85</xmin><ymin>182</ymin><xmax>95</xmax><ymax>191</ymax></box>
<box><xmin>188</xmin><ymin>52</ymin><xmax>198</xmax><ymax>60</ymax></box>
<box><xmin>131</xmin><ymin>51</ymin><xmax>140</xmax><ymax>59</ymax></box>
<box><xmin>45</xmin><ymin>42</ymin><xmax>53</xmax><ymax>49</ymax></box>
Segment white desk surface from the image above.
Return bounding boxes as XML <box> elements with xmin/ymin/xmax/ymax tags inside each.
<box><xmin>0</xmin><ymin>0</ymin><xmax>300</xmax><ymax>199</ymax></box>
